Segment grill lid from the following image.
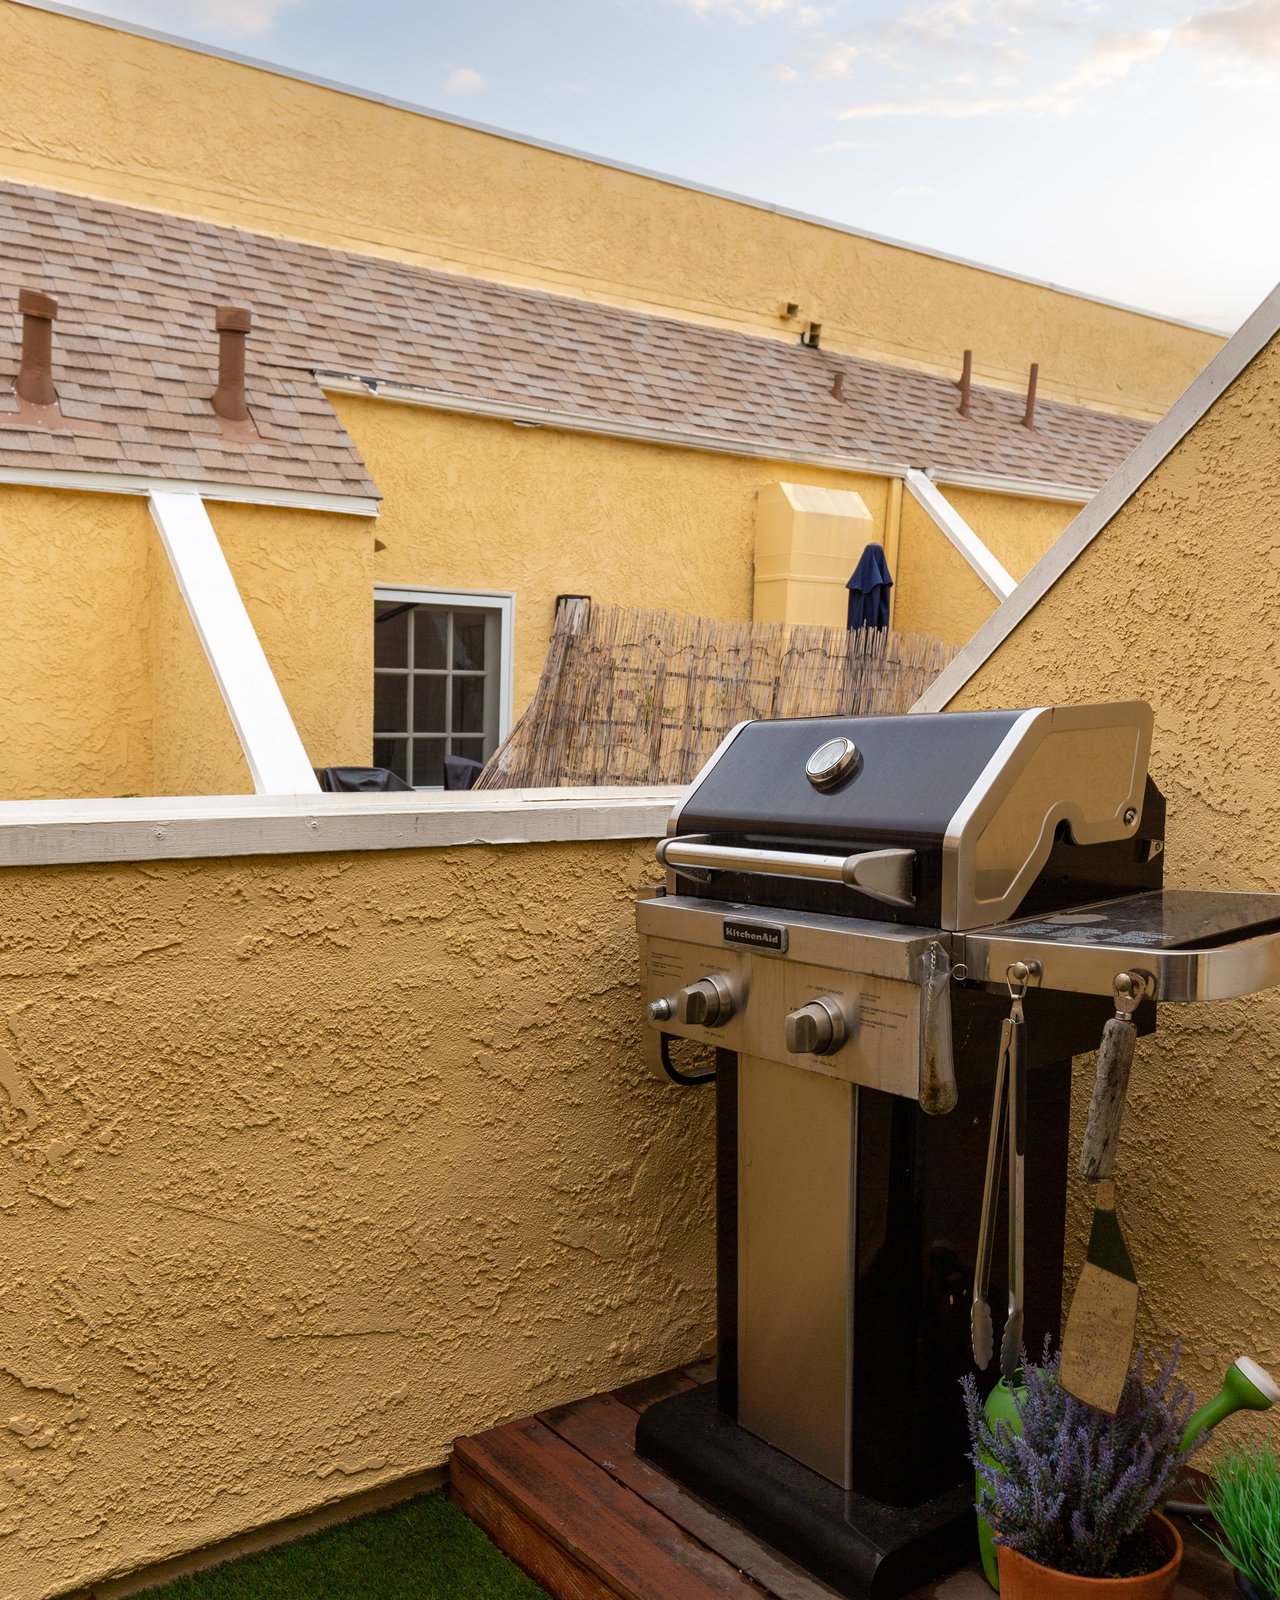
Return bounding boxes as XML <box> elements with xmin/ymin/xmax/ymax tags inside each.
<box><xmin>668</xmin><ymin>703</ymin><xmax>1154</xmax><ymax>931</ymax></box>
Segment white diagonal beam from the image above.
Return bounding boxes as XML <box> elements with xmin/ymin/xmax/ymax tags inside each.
<box><xmin>148</xmin><ymin>490</ymin><xmax>321</xmax><ymax>795</ymax></box>
<box><xmin>903</xmin><ymin>469</ymin><xmax>1016</xmax><ymax>600</ymax></box>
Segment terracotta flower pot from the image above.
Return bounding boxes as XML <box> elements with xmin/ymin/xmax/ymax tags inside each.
<box><xmin>995</xmin><ymin>1514</ymin><xmax>1183</xmax><ymax>1600</ymax></box>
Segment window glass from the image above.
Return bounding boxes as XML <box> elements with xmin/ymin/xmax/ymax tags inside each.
<box><xmin>413</xmin><ymin>738</ymin><xmax>446</xmax><ymax>788</ymax></box>
<box><xmin>373</xmin><ymin>736</ymin><xmax>409</xmax><ymax>784</ymax></box>
<box><xmin>413</xmin><ymin>676</ymin><xmax>447</xmax><ymax>734</ymax></box>
<box><xmin>373</xmin><ymin>595</ymin><xmax>505</xmax><ymax>787</ymax></box>
<box><xmin>374</xmin><ymin>674</ymin><xmax>407</xmax><ymax>734</ymax></box>
<box><xmin>374</xmin><ymin>601</ymin><xmax>410</xmax><ymax>667</ymax></box>
<box><xmin>453</xmin><ymin>676</ymin><xmax>485</xmax><ymax>733</ymax></box>
<box><xmin>453</xmin><ymin>612</ymin><xmax>487</xmax><ymax>671</ymax></box>
<box><xmin>414</xmin><ymin>611</ymin><xmax>448</xmax><ymax>670</ymax></box>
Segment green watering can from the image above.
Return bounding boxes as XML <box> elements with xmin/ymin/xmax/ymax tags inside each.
<box><xmin>975</xmin><ymin>1356</ymin><xmax>1280</xmax><ymax>1590</ymax></box>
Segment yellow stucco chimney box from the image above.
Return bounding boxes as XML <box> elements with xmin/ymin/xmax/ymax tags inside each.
<box><xmin>753</xmin><ymin>482</ymin><xmax>875</xmax><ymax>628</ymax></box>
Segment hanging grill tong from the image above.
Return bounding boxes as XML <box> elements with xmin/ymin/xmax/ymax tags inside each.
<box><xmin>971</xmin><ymin>960</ymin><xmax>1041</xmax><ymax>1378</ymax></box>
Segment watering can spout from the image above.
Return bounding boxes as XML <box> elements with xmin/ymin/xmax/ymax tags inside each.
<box><xmin>1182</xmin><ymin>1356</ymin><xmax>1280</xmax><ymax>1452</ymax></box>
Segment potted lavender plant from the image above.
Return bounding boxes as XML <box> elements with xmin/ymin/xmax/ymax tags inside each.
<box><xmin>963</xmin><ymin>1346</ymin><xmax>1197</xmax><ymax>1599</ymax></box>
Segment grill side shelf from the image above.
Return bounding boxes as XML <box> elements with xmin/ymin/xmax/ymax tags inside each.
<box><xmin>959</xmin><ymin>890</ymin><xmax>1280</xmax><ymax>1002</ymax></box>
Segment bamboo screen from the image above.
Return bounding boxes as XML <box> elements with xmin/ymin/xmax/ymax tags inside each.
<box><xmin>476</xmin><ymin>602</ymin><xmax>957</xmax><ymax>789</ymax></box>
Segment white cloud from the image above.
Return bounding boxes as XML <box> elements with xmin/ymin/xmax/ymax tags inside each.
<box><xmin>443</xmin><ymin>67</ymin><xmax>486</xmax><ymax>94</ymax></box>
<box><xmin>836</xmin><ymin>16</ymin><xmax>1177</xmax><ymax>119</ymax></box>
<box><xmin>770</xmin><ymin>63</ymin><xmax>802</xmax><ymax>81</ymax></box>
<box><xmin>1057</xmin><ymin>28</ymin><xmax>1171</xmax><ymax>91</ymax></box>
<box><xmin>815</xmin><ymin>139</ymin><xmax>874</xmax><ymax>151</ymax></box>
<box><xmin>897</xmin><ymin>183</ymin><xmax>937</xmax><ymax>194</ymax></box>
<box><xmin>1179</xmin><ymin>0</ymin><xmax>1280</xmax><ymax>59</ymax></box>
<box><xmin>813</xmin><ymin>40</ymin><xmax>858</xmax><ymax>78</ymax></box>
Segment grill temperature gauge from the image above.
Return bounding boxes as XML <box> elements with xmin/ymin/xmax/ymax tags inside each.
<box><xmin>784</xmin><ymin>996</ymin><xmax>847</xmax><ymax>1056</ymax></box>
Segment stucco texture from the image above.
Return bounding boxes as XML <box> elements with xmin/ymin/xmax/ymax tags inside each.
<box><xmin>948</xmin><ymin>331</ymin><xmax>1280</xmax><ymax>1418</ymax></box>
<box><xmin>0</xmin><ymin>486</ymin><xmax>154</xmax><ymax>800</ymax></box>
<box><xmin>148</xmin><ymin>502</ymin><xmax>376</xmax><ymax>796</ymax></box>
<box><xmin>0</xmin><ymin>488</ymin><xmax>377</xmax><ymax>801</ymax></box>
<box><xmin>0</xmin><ymin>5</ymin><xmax>1220</xmax><ymax>420</ymax></box>
<box><xmin>0</xmin><ymin>836</ymin><xmax>709</xmax><ymax>1599</ymax></box>
<box><xmin>0</xmin><ymin>423</ymin><xmax>1083</xmax><ymax>801</ymax></box>
<box><xmin>212</xmin><ymin>502</ymin><xmax>376</xmax><ymax>778</ymax></box>
<box><xmin>941</xmin><ymin>486</ymin><xmax>1079</xmax><ymax>587</ymax></box>
<box><xmin>337</xmin><ymin>394</ymin><xmax>895</xmax><ymax>711</ymax></box>
<box><xmin>890</xmin><ymin>492</ymin><xmax>999</xmax><ymax>647</ymax></box>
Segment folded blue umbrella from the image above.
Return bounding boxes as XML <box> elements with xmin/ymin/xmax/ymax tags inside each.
<box><xmin>846</xmin><ymin>542</ymin><xmax>893</xmax><ymax>629</ymax></box>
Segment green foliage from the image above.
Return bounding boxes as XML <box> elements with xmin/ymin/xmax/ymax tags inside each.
<box><xmin>149</xmin><ymin>1491</ymin><xmax>548</xmax><ymax>1600</ymax></box>
<box><xmin>1208</xmin><ymin>1442</ymin><xmax>1280</xmax><ymax>1599</ymax></box>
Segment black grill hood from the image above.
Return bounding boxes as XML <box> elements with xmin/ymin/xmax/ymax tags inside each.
<box><xmin>665</xmin><ymin>705</ymin><xmax>1163</xmax><ymax>930</ymax></box>
<box><xmin>674</xmin><ymin>712</ymin><xmax>1024</xmax><ymax>849</ymax></box>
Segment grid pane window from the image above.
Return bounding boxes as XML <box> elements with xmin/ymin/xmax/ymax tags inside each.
<box><xmin>374</xmin><ymin>597</ymin><xmax>504</xmax><ymax>787</ymax></box>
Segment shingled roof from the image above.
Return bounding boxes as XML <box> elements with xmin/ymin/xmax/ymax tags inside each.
<box><xmin>0</xmin><ymin>181</ymin><xmax>1150</xmax><ymax>502</ymax></box>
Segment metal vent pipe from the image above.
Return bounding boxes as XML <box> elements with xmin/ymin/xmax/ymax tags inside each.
<box><xmin>16</xmin><ymin>289</ymin><xmax>58</xmax><ymax>407</ymax></box>
<box><xmin>212</xmin><ymin>305</ymin><xmax>253</xmax><ymax>423</ymax></box>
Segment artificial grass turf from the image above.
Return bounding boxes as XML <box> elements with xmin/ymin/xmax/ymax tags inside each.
<box><xmin>147</xmin><ymin>1490</ymin><xmax>549</xmax><ymax>1600</ymax></box>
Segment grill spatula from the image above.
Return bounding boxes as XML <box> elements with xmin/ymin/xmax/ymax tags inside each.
<box><xmin>1060</xmin><ymin>971</ymin><xmax>1149</xmax><ymax>1412</ymax></box>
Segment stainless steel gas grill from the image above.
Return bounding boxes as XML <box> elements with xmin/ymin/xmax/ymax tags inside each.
<box><xmin>633</xmin><ymin>702</ymin><xmax>1280</xmax><ymax>1600</ymax></box>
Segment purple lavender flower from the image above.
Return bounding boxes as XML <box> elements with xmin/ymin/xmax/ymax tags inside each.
<box><xmin>961</xmin><ymin>1341</ymin><xmax>1200</xmax><ymax>1579</ymax></box>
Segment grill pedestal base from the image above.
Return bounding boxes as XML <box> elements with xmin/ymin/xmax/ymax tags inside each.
<box><xmin>635</xmin><ymin>1382</ymin><xmax>976</xmax><ymax>1599</ymax></box>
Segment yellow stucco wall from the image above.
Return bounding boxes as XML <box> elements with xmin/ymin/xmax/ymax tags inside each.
<box><xmin>0</xmin><ymin>489</ymin><xmax>378</xmax><ymax>801</ymax></box>
<box><xmin>0</xmin><ymin>835</ymin><xmax>708</xmax><ymax>1599</ymax></box>
<box><xmin>336</xmin><ymin>395</ymin><xmax>897</xmax><ymax>711</ymax></box>
<box><xmin>0</xmin><ymin>415</ymin><xmax>1088</xmax><ymax>801</ymax></box>
<box><xmin>147</xmin><ymin>512</ymin><xmax>250</xmax><ymax>798</ymax></box>
<box><xmin>941</xmin><ymin>486</ymin><xmax>1080</xmax><ymax>587</ymax></box>
<box><xmin>889</xmin><ymin>492</ymin><xmax>998</xmax><ymax>647</ymax></box>
<box><xmin>212</xmin><ymin>502</ymin><xmax>376</xmax><ymax>777</ymax></box>
<box><xmin>947</xmin><ymin>332</ymin><xmax>1280</xmax><ymax>1414</ymax></box>
<box><xmin>0</xmin><ymin>3</ymin><xmax>1221</xmax><ymax>420</ymax></box>
<box><xmin>0</xmin><ymin>486</ymin><xmax>154</xmax><ymax>799</ymax></box>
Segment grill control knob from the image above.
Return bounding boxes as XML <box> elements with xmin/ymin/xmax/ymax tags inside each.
<box><xmin>676</xmin><ymin>974</ymin><xmax>735</xmax><ymax>1028</ymax></box>
<box><xmin>785</xmin><ymin>996</ymin><xmax>847</xmax><ymax>1056</ymax></box>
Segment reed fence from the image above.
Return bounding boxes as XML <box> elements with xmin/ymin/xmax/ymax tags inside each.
<box><xmin>477</xmin><ymin>602</ymin><xmax>956</xmax><ymax>790</ymax></box>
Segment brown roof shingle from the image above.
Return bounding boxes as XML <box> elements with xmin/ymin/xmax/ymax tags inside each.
<box><xmin>0</xmin><ymin>182</ymin><xmax>1150</xmax><ymax>501</ymax></box>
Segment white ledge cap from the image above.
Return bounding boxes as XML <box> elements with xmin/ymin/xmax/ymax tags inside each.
<box><xmin>0</xmin><ymin>785</ymin><xmax>685</xmax><ymax>869</ymax></box>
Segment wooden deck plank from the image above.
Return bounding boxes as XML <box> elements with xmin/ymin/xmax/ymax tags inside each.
<box><xmin>541</xmin><ymin>1392</ymin><xmax>844</xmax><ymax>1600</ymax></box>
<box><xmin>454</xmin><ymin>1415</ymin><xmax>766</xmax><ymax>1600</ymax></box>
<box><xmin>451</xmin><ymin>1457</ymin><xmax>615</xmax><ymax>1600</ymax></box>
<box><xmin>612</xmin><ymin>1366</ymin><xmax>698</xmax><ymax>1415</ymax></box>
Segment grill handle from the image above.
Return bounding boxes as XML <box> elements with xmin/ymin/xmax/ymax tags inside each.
<box><xmin>655</xmin><ymin>836</ymin><xmax>916</xmax><ymax>910</ymax></box>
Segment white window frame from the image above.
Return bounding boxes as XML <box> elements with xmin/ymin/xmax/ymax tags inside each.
<box><xmin>373</xmin><ymin>586</ymin><xmax>516</xmax><ymax>785</ymax></box>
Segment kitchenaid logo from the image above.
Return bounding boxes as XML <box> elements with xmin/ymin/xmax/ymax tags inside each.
<box><xmin>723</xmin><ymin>919</ymin><xmax>788</xmax><ymax>953</ymax></box>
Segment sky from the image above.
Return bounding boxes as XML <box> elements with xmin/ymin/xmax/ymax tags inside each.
<box><xmin>62</xmin><ymin>0</ymin><xmax>1280</xmax><ymax>332</ymax></box>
